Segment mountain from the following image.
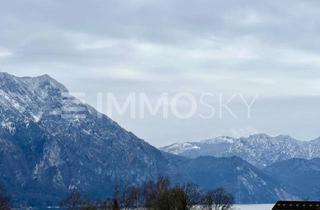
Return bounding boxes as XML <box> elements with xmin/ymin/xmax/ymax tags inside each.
<box><xmin>178</xmin><ymin>156</ymin><xmax>294</xmax><ymax>204</ymax></box>
<box><xmin>0</xmin><ymin>72</ymin><xmax>294</xmax><ymax>206</ymax></box>
<box><xmin>160</xmin><ymin>134</ymin><xmax>320</xmax><ymax>168</ymax></box>
<box><xmin>0</xmin><ymin>72</ymin><xmax>178</xmax><ymax>206</ymax></box>
<box><xmin>264</xmin><ymin>158</ymin><xmax>320</xmax><ymax>200</ymax></box>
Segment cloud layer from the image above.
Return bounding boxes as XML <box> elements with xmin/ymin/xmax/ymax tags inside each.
<box><xmin>1</xmin><ymin>0</ymin><xmax>320</xmax><ymax>145</ymax></box>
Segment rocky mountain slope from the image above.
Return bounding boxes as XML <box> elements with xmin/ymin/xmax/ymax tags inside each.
<box><xmin>0</xmin><ymin>72</ymin><xmax>178</xmax><ymax>206</ymax></box>
<box><xmin>0</xmin><ymin>72</ymin><xmax>295</xmax><ymax>206</ymax></box>
<box><xmin>160</xmin><ymin>135</ymin><xmax>320</xmax><ymax>168</ymax></box>
<box><xmin>179</xmin><ymin>156</ymin><xmax>294</xmax><ymax>204</ymax></box>
<box><xmin>264</xmin><ymin>158</ymin><xmax>320</xmax><ymax>200</ymax></box>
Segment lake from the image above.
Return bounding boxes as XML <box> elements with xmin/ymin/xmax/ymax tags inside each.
<box><xmin>234</xmin><ymin>204</ymin><xmax>273</xmax><ymax>210</ymax></box>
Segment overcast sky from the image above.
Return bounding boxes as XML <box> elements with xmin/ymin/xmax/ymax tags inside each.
<box><xmin>1</xmin><ymin>0</ymin><xmax>320</xmax><ymax>146</ymax></box>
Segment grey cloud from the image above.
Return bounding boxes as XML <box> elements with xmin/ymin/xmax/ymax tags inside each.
<box><xmin>1</xmin><ymin>0</ymin><xmax>320</xmax><ymax>145</ymax></box>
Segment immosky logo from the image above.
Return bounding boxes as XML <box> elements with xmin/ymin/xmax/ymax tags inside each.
<box><xmin>61</xmin><ymin>92</ymin><xmax>259</xmax><ymax>120</ymax></box>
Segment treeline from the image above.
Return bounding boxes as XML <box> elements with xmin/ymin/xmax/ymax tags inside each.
<box><xmin>61</xmin><ymin>177</ymin><xmax>234</xmax><ymax>210</ymax></box>
<box><xmin>0</xmin><ymin>185</ymin><xmax>11</xmax><ymax>210</ymax></box>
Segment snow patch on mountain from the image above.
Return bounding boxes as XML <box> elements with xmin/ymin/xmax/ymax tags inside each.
<box><xmin>0</xmin><ymin>72</ymin><xmax>298</xmax><ymax>205</ymax></box>
<box><xmin>161</xmin><ymin>134</ymin><xmax>320</xmax><ymax>168</ymax></box>
<box><xmin>1</xmin><ymin>120</ymin><xmax>15</xmax><ymax>133</ymax></box>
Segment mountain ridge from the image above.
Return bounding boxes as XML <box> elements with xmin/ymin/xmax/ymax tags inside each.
<box><xmin>160</xmin><ymin>134</ymin><xmax>320</xmax><ymax>168</ymax></box>
<box><xmin>0</xmin><ymin>72</ymin><xmax>296</xmax><ymax>206</ymax></box>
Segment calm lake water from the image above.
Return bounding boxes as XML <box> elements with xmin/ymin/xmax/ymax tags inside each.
<box><xmin>234</xmin><ymin>204</ymin><xmax>273</xmax><ymax>210</ymax></box>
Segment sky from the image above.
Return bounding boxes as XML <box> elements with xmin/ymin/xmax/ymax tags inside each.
<box><xmin>1</xmin><ymin>0</ymin><xmax>320</xmax><ymax>146</ymax></box>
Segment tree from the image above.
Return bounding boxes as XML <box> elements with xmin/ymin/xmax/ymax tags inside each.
<box><xmin>142</xmin><ymin>180</ymin><xmax>156</xmax><ymax>208</ymax></box>
<box><xmin>123</xmin><ymin>186</ymin><xmax>141</xmax><ymax>209</ymax></box>
<box><xmin>0</xmin><ymin>186</ymin><xmax>10</xmax><ymax>210</ymax></box>
<box><xmin>61</xmin><ymin>190</ymin><xmax>83</xmax><ymax>210</ymax></box>
<box><xmin>96</xmin><ymin>200</ymin><xmax>112</xmax><ymax>210</ymax></box>
<box><xmin>58</xmin><ymin>178</ymin><xmax>235</xmax><ymax>210</ymax></box>
<box><xmin>112</xmin><ymin>181</ymin><xmax>126</xmax><ymax>209</ymax></box>
<box><xmin>152</xmin><ymin>187</ymin><xmax>189</xmax><ymax>210</ymax></box>
<box><xmin>183</xmin><ymin>183</ymin><xmax>202</xmax><ymax>209</ymax></box>
<box><xmin>61</xmin><ymin>191</ymin><xmax>107</xmax><ymax>210</ymax></box>
<box><xmin>142</xmin><ymin>176</ymin><xmax>170</xmax><ymax>208</ymax></box>
<box><xmin>203</xmin><ymin>188</ymin><xmax>234</xmax><ymax>210</ymax></box>
<box><xmin>155</xmin><ymin>176</ymin><xmax>170</xmax><ymax>194</ymax></box>
<box><xmin>113</xmin><ymin>180</ymin><xmax>138</xmax><ymax>209</ymax></box>
<box><xmin>111</xmin><ymin>198</ymin><xmax>120</xmax><ymax>210</ymax></box>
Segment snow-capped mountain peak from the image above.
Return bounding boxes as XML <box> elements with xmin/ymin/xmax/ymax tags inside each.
<box><xmin>201</xmin><ymin>136</ymin><xmax>236</xmax><ymax>144</ymax></box>
<box><xmin>161</xmin><ymin>134</ymin><xmax>320</xmax><ymax>168</ymax></box>
<box><xmin>0</xmin><ymin>73</ymin><xmax>300</xmax><ymax>204</ymax></box>
<box><xmin>21</xmin><ymin>73</ymin><xmax>68</xmax><ymax>92</ymax></box>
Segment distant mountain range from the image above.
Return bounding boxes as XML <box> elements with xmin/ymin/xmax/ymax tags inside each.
<box><xmin>160</xmin><ymin>135</ymin><xmax>320</xmax><ymax>168</ymax></box>
<box><xmin>264</xmin><ymin>158</ymin><xmax>320</xmax><ymax>200</ymax></box>
<box><xmin>0</xmin><ymin>72</ymin><xmax>313</xmax><ymax>206</ymax></box>
<box><xmin>161</xmin><ymin>135</ymin><xmax>320</xmax><ymax>200</ymax></box>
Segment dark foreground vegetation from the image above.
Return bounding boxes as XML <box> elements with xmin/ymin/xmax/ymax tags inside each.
<box><xmin>0</xmin><ymin>186</ymin><xmax>10</xmax><ymax>210</ymax></box>
<box><xmin>61</xmin><ymin>177</ymin><xmax>234</xmax><ymax>210</ymax></box>
<box><xmin>0</xmin><ymin>177</ymin><xmax>234</xmax><ymax>210</ymax></box>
